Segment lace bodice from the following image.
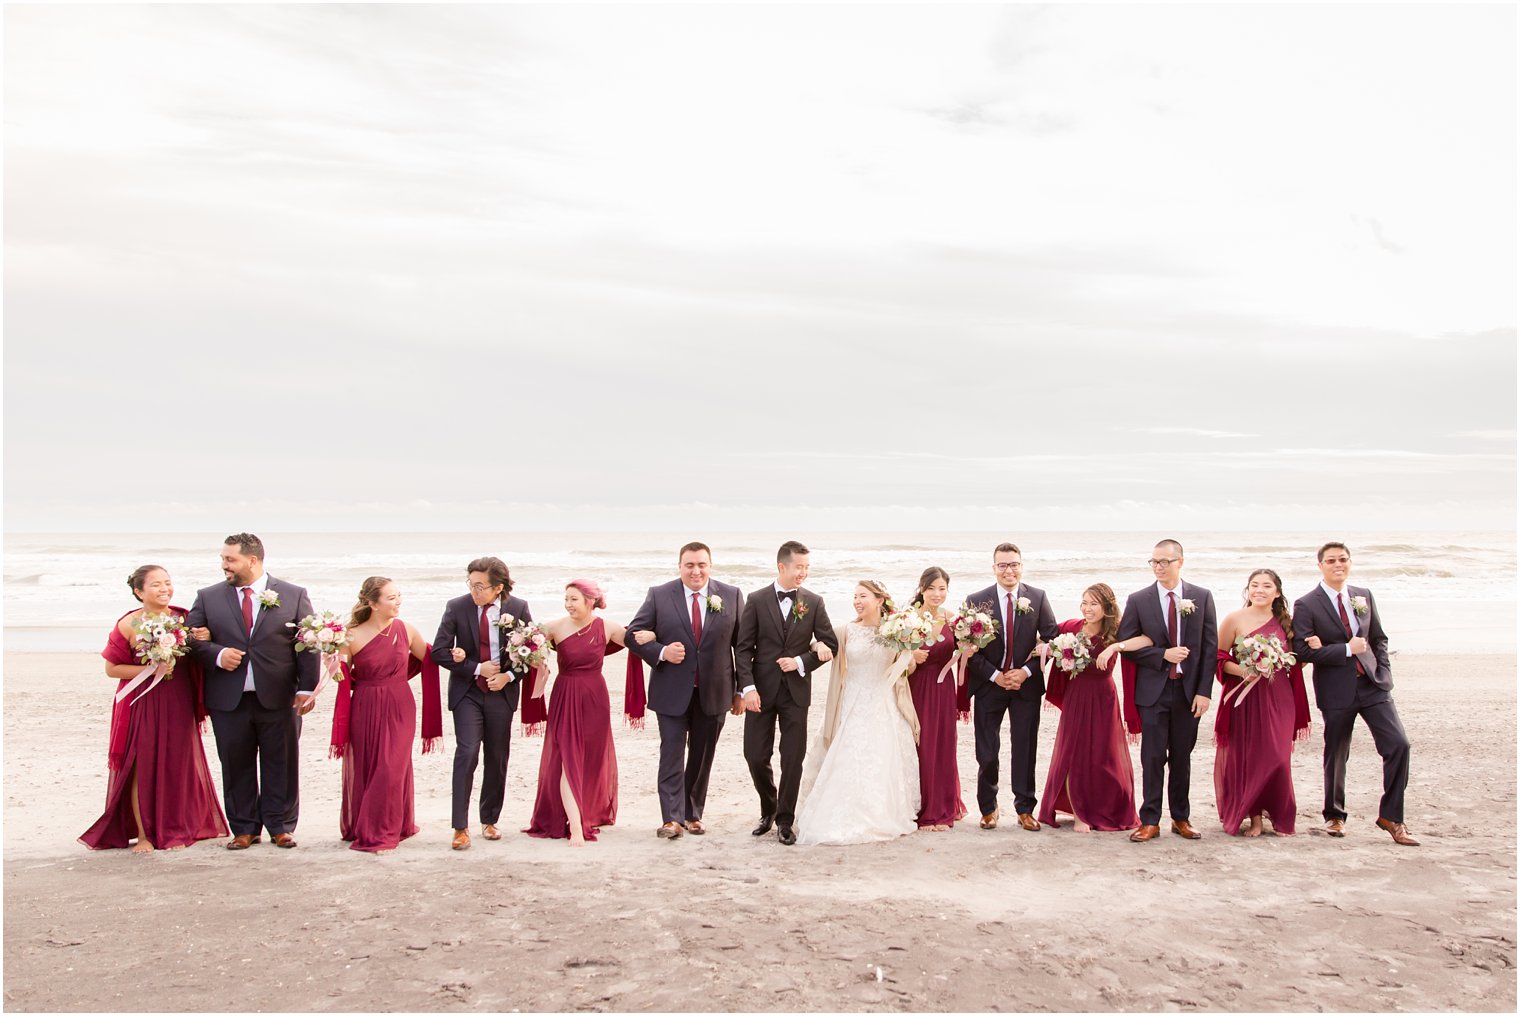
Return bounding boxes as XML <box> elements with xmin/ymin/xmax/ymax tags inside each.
<box><xmin>847</xmin><ymin>622</ymin><xmax>903</xmax><ymax>681</ymax></box>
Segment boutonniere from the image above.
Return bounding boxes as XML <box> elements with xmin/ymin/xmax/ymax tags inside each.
<box><xmin>1351</xmin><ymin>595</ymin><xmax>1368</xmax><ymax>617</ymax></box>
<box><xmin>493</xmin><ymin>613</ymin><xmax>517</xmax><ymax>631</ymax></box>
<box><xmin>256</xmin><ymin>590</ymin><xmax>280</xmax><ymax>610</ymax></box>
<box><xmin>1179</xmin><ymin>599</ymin><xmax>1196</xmax><ymax>617</ymax></box>
<box><xmin>792</xmin><ymin>597</ymin><xmax>809</xmax><ymax>622</ymax></box>
<box><xmin>706</xmin><ymin>594</ymin><xmax>723</xmax><ymax>614</ymax></box>
<box><xmin>1015</xmin><ymin>596</ymin><xmax>1033</xmax><ymax>615</ymax></box>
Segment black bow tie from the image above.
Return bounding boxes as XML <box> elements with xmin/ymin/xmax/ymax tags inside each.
<box><xmin>777</xmin><ymin>588</ymin><xmax>797</xmax><ymax>602</ymax></box>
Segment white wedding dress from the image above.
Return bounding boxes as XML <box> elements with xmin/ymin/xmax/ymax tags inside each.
<box><xmin>795</xmin><ymin>622</ymin><xmax>920</xmax><ymax>845</ymax></box>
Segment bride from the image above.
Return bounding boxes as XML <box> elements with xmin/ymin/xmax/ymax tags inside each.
<box><xmin>795</xmin><ymin>580</ymin><xmax>921</xmax><ymax>845</ymax></box>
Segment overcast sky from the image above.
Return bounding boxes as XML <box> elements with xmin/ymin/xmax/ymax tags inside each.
<box><xmin>5</xmin><ymin>4</ymin><xmax>1514</xmax><ymax>532</ymax></box>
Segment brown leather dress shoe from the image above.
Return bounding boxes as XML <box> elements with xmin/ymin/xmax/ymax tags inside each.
<box><xmin>683</xmin><ymin>819</ymin><xmax>706</xmax><ymax>835</ymax></box>
<box><xmin>226</xmin><ymin>834</ymin><xmax>260</xmax><ymax>850</ymax></box>
<box><xmin>1017</xmin><ymin>813</ymin><xmax>1041</xmax><ymax>832</ymax></box>
<box><xmin>481</xmin><ymin>823</ymin><xmax>501</xmax><ymax>841</ymax></box>
<box><xmin>1171</xmin><ymin>820</ymin><xmax>1201</xmax><ymax>840</ymax></box>
<box><xmin>272</xmin><ymin>832</ymin><xmax>297</xmax><ymax>849</ymax></box>
<box><xmin>1376</xmin><ymin>817</ymin><xmax>1420</xmax><ymax>846</ymax></box>
<box><xmin>451</xmin><ymin>829</ymin><xmax>471</xmax><ymax>850</ymax></box>
<box><xmin>657</xmin><ymin>821</ymin><xmax>684</xmax><ymax>839</ymax></box>
<box><xmin>1129</xmin><ymin>824</ymin><xmax>1161</xmax><ymax>842</ymax></box>
<box><xmin>979</xmin><ymin>810</ymin><xmax>999</xmax><ymax>830</ymax></box>
<box><xmin>1325</xmin><ymin>818</ymin><xmax>1346</xmax><ymax>837</ymax></box>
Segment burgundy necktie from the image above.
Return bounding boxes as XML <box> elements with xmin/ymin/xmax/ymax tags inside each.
<box><xmin>691</xmin><ymin>592</ymin><xmax>703</xmax><ymax>687</ymax></box>
<box><xmin>1167</xmin><ymin>592</ymin><xmax>1182</xmax><ymax>679</ymax></box>
<box><xmin>1002</xmin><ymin>592</ymin><xmax>1015</xmax><ymax>670</ymax></box>
<box><xmin>241</xmin><ymin>587</ymin><xmax>255</xmax><ymax>636</ymax></box>
<box><xmin>1337</xmin><ymin>595</ymin><xmax>1366</xmax><ymax>676</ymax></box>
<box><xmin>477</xmin><ymin>606</ymin><xmax>493</xmax><ymax>693</ymax></box>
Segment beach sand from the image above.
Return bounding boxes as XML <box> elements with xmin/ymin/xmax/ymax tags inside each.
<box><xmin>3</xmin><ymin>650</ymin><xmax>1514</xmax><ymax>1012</ymax></box>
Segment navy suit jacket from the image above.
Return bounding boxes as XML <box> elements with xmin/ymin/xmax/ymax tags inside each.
<box><xmin>626</xmin><ymin>578</ymin><xmax>744</xmax><ymax>717</ymax></box>
<box><xmin>1116</xmin><ymin>580</ymin><xmax>1218</xmax><ymax>707</ymax></box>
<box><xmin>1290</xmin><ymin>584</ymin><xmax>1392</xmax><ymax>712</ymax></box>
<box><xmin>963</xmin><ymin>583</ymin><xmax>1059</xmax><ymax>702</ymax></box>
<box><xmin>430</xmin><ymin>593</ymin><xmax>533</xmax><ymax>712</ymax></box>
<box><xmin>187</xmin><ymin>576</ymin><xmax>318</xmax><ymax>713</ymax></box>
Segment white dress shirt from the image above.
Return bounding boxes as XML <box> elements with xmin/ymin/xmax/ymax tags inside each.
<box><xmin>661</xmin><ymin>583</ymin><xmax>709</xmax><ymax>663</ymax></box>
<box><xmin>474</xmin><ymin>600</ymin><xmax>506</xmax><ymax>678</ymax></box>
<box><xmin>219</xmin><ymin>573</ymin><xmax>270</xmax><ymax>693</ymax></box>
<box><xmin>1320</xmin><ymin>581</ymin><xmax>1361</xmax><ymax>654</ymax></box>
<box><xmin>996</xmin><ymin>583</ymin><xmax>1033</xmax><ymax>676</ymax></box>
<box><xmin>741</xmin><ymin>583</ymin><xmax>807</xmax><ymax>698</ymax></box>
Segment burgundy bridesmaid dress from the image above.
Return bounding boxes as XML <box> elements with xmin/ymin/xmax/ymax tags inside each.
<box><xmin>525</xmin><ymin>617</ymin><xmax>620</xmax><ymax>841</ymax></box>
<box><xmin>80</xmin><ymin>609</ymin><xmax>229</xmax><ymax>849</ymax></box>
<box><xmin>1214</xmin><ymin>618</ymin><xmax>1299</xmax><ymax>834</ymax></box>
<box><xmin>1037</xmin><ymin>619</ymin><xmax>1140</xmax><ymax>831</ymax></box>
<box><xmin>339</xmin><ymin>622</ymin><xmax>420</xmax><ymax>852</ymax></box>
<box><xmin>907</xmin><ymin>621</ymin><xmax>967</xmax><ymax>828</ymax></box>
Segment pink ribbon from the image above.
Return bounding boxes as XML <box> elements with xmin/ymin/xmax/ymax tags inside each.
<box><xmin>935</xmin><ymin>649</ymin><xmax>969</xmax><ymax>687</ymax></box>
<box><xmin>114</xmin><ymin>660</ymin><xmax>169</xmax><ymax>703</ymax></box>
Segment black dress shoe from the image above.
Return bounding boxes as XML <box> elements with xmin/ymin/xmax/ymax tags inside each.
<box><xmin>752</xmin><ymin>817</ymin><xmax>774</xmax><ymax>837</ymax></box>
<box><xmin>777</xmin><ymin>826</ymin><xmax>796</xmax><ymax>846</ymax></box>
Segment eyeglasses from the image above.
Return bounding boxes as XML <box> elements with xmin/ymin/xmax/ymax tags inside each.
<box><xmin>993</xmin><ymin>562</ymin><xmax>1022</xmax><ymax>571</ymax></box>
<box><xmin>467</xmin><ymin>582</ymin><xmax>501</xmax><ymax>593</ymax></box>
<box><xmin>1147</xmin><ymin>558</ymin><xmax>1179</xmax><ymax>568</ymax></box>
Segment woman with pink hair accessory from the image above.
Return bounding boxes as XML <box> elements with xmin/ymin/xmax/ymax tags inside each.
<box><xmin>524</xmin><ymin>578</ymin><xmax>630</xmax><ymax>845</ymax></box>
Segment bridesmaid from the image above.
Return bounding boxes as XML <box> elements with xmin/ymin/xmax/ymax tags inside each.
<box><xmin>80</xmin><ymin>565</ymin><xmax>228</xmax><ymax>852</ymax></box>
<box><xmin>525</xmin><ymin>579</ymin><xmax>629</xmax><ymax>846</ymax></box>
<box><xmin>904</xmin><ymin>567</ymin><xmax>968</xmax><ymax>831</ymax></box>
<box><xmin>1214</xmin><ymin>569</ymin><xmax>1310</xmax><ymax>836</ymax></box>
<box><xmin>1037</xmin><ymin>584</ymin><xmax>1145</xmax><ymax>832</ymax></box>
<box><xmin>333</xmin><ymin>576</ymin><xmax>432</xmax><ymax>853</ymax></box>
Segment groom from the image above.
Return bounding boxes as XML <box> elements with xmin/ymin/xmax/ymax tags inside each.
<box><xmin>626</xmin><ymin>542</ymin><xmax>745</xmax><ymax>839</ymax></box>
<box><xmin>1116</xmin><ymin>539</ymin><xmax>1217</xmax><ymax>842</ymax></box>
<box><xmin>1291</xmin><ymin>542</ymin><xmax>1416</xmax><ymax>846</ymax></box>
<box><xmin>187</xmin><ymin>533</ymin><xmax>318</xmax><ymax>850</ymax></box>
<box><xmin>737</xmin><ymin>540</ymin><xmax>839</xmax><ymax>845</ymax></box>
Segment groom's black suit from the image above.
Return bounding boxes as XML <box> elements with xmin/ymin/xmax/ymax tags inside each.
<box><xmin>736</xmin><ymin>585</ymin><xmax>838</xmax><ymax>830</ymax></box>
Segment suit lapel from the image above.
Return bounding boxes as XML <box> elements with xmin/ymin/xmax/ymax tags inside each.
<box><xmin>672</xmin><ymin>583</ymin><xmax>698</xmax><ymax>644</ymax></box>
<box><xmin>250</xmin><ymin>577</ymin><xmax>274</xmax><ymax>637</ymax></box>
<box><xmin>1142</xmin><ymin>586</ymin><xmax>1169</xmax><ymax>646</ymax></box>
<box><xmin>224</xmin><ymin>583</ymin><xmax>247</xmax><ymax>645</ymax></box>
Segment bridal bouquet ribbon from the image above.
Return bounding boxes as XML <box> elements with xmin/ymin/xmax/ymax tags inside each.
<box><xmin>115</xmin><ymin>612</ymin><xmax>191</xmax><ymax>704</ymax></box>
<box><xmin>288</xmin><ymin>611</ymin><xmax>350</xmax><ymax>697</ymax></box>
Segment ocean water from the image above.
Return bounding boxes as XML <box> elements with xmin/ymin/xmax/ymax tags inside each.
<box><xmin>3</xmin><ymin>530</ymin><xmax>1513</xmax><ymax>656</ymax></box>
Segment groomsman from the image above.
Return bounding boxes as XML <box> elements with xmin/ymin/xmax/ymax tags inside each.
<box><xmin>1116</xmin><ymin>539</ymin><xmax>1217</xmax><ymax>842</ymax></box>
<box><xmin>964</xmin><ymin>543</ymin><xmax>1059</xmax><ymax>831</ymax></box>
<box><xmin>626</xmin><ymin>542</ymin><xmax>745</xmax><ymax>838</ymax></box>
<box><xmin>187</xmin><ymin>533</ymin><xmax>317</xmax><ymax>850</ymax></box>
<box><xmin>1291</xmin><ymin>542</ymin><xmax>1417</xmax><ymax>846</ymax></box>
<box><xmin>431</xmin><ymin>557</ymin><xmax>532</xmax><ymax>850</ymax></box>
<box><xmin>737</xmin><ymin>541</ymin><xmax>839</xmax><ymax>846</ymax></box>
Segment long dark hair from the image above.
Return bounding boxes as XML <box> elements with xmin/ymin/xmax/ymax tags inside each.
<box><xmin>1083</xmin><ymin>583</ymin><xmax>1120</xmax><ymax>643</ymax></box>
<box><xmin>1243</xmin><ymin>569</ymin><xmax>1294</xmax><ymax>641</ymax></box>
<box><xmin>911</xmin><ymin>566</ymin><xmax>950</xmax><ymax>609</ymax></box>
<box><xmin>349</xmin><ymin>576</ymin><xmax>392</xmax><ymax>628</ymax></box>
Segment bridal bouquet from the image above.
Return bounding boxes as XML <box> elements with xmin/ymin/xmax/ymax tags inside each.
<box><xmin>1048</xmin><ymin>631</ymin><xmax>1093</xmax><ymax>674</ymax></box>
<box><xmin>289</xmin><ymin>611</ymin><xmax>350</xmax><ymax>686</ymax></box>
<box><xmin>1232</xmin><ymin>633</ymin><xmax>1296</xmax><ymax>680</ymax></box>
<box><xmin>502</xmin><ymin>618</ymin><xmax>552</xmax><ymax>674</ymax></box>
<box><xmin>289</xmin><ymin>611</ymin><xmax>350</xmax><ymax>656</ymax></box>
<box><xmin>875</xmin><ymin>608</ymin><xmax>939</xmax><ymax>654</ymax></box>
<box><xmin>133</xmin><ymin>613</ymin><xmax>190</xmax><ymax>670</ymax></box>
<box><xmin>950</xmin><ymin>604</ymin><xmax>999</xmax><ymax>651</ymax></box>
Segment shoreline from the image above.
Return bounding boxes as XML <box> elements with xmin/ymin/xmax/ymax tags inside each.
<box><xmin>4</xmin><ymin>649</ymin><xmax>1515</xmax><ymax>1011</ymax></box>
